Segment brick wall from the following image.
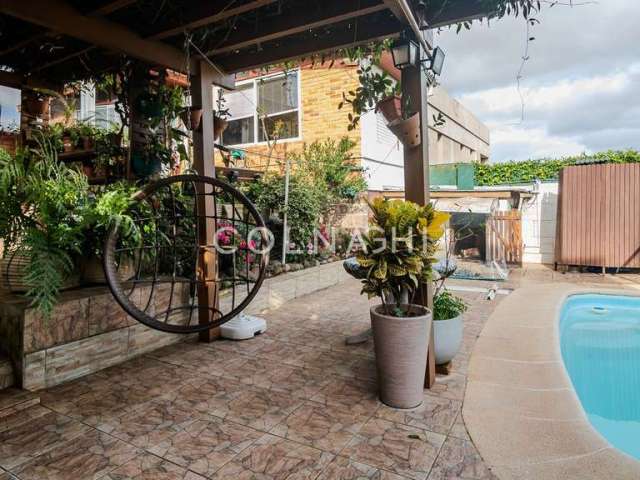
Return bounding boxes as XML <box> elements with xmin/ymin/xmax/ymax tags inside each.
<box><xmin>216</xmin><ymin>65</ymin><xmax>362</xmax><ymax>170</ymax></box>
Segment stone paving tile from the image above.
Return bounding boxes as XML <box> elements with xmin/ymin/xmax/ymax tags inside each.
<box><xmin>101</xmin><ymin>452</ymin><xmax>207</xmax><ymax>480</ymax></box>
<box><xmin>375</xmin><ymin>393</ymin><xmax>461</xmax><ymax>436</ymax></box>
<box><xmin>163</xmin><ymin>375</ymin><xmax>303</xmax><ymax>432</ymax></box>
<box><xmin>448</xmin><ymin>412</ymin><xmax>472</xmax><ymax>443</ymax></box>
<box><xmin>209</xmin><ymin>433</ymin><xmax>334</xmax><ymax>480</ymax></box>
<box><xmin>0</xmin><ymin>279</ymin><xmax>508</xmax><ymax>480</ymax></box>
<box><xmin>44</xmin><ymin>384</ymin><xmax>162</xmax><ymax>430</ymax></box>
<box><xmin>13</xmin><ymin>430</ymin><xmax>140</xmax><ymax>480</ymax></box>
<box><xmin>0</xmin><ymin>469</ymin><xmax>18</xmax><ymax>480</ymax></box>
<box><xmin>216</xmin><ymin>355</ymin><xmax>332</xmax><ymax>399</ymax></box>
<box><xmin>0</xmin><ymin>408</ymin><xmax>90</xmax><ymax>470</ymax></box>
<box><xmin>428</xmin><ymin>373</ymin><xmax>467</xmax><ymax>402</ymax></box>
<box><xmin>148</xmin><ymin>417</ymin><xmax>263</xmax><ymax>478</ymax></box>
<box><xmin>99</xmin><ymin>397</ymin><xmax>204</xmax><ymax>447</ymax></box>
<box><xmin>251</xmin><ymin>339</ymin><xmax>316</xmax><ymax>367</ymax></box>
<box><xmin>341</xmin><ymin>417</ymin><xmax>446</xmax><ymax>480</ymax></box>
<box><xmin>271</xmin><ymin>400</ymin><xmax>372</xmax><ymax>454</ymax></box>
<box><xmin>317</xmin><ymin>456</ymin><xmax>410</xmax><ymax>480</ymax></box>
<box><xmin>427</xmin><ymin>436</ymin><xmax>498</xmax><ymax>480</ymax></box>
<box><xmin>310</xmin><ymin>377</ymin><xmax>380</xmax><ymax>416</ymax></box>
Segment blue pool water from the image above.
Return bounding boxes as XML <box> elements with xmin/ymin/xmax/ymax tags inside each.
<box><xmin>560</xmin><ymin>294</ymin><xmax>640</xmax><ymax>460</ymax></box>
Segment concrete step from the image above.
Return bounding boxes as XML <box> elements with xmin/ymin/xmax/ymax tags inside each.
<box><xmin>0</xmin><ymin>355</ymin><xmax>14</xmax><ymax>390</ymax></box>
<box><xmin>0</xmin><ymin>388</ymin><xmax>40</xmax><ymax>419</ymax></box>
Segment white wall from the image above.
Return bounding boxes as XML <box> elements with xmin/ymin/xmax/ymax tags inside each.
<box><xmin>520</xmin><ymin>182</ymin><xmax>559</xmax><ymax>264</ymax></box>
<box><xmin>360</xmin><ymin>109</ymin><xmax>405</xmax><ymax>191</ymax></box>
<box><xmin>359</xmin><ymin>82</ymin><xmax>491</xmax><ymax>192</ymax></box>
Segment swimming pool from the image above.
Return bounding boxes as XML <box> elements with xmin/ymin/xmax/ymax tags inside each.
<box><xmin>560</xmin><ymin>294</ymin><xmax>640</xmax><ymax>460</ymax></box>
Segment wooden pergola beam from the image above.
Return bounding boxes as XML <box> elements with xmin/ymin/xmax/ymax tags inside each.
<box><xmin>425</xmin><ymin>0</ymin><xmax>493</xmax><ymax>28</ymax></box>
<box><xmin>0</xmin><ymin>0</ymin><xmax>172</xmax><ymax>72</ymax></box>
<box><xmin>149</xmin><ymin>0</ymin><xmax>278</xmax><ymax>40</ymax></box>
<box><xmin>1</xmin><ymin>0</ymin><xmax>234</xmax><ymax>88</ymax></box>
<box><xmin>383</xmin><ymin>0</ymin><xmax>432</xmax><ymax>51</ymax></box>
<box><xmin>217</xmin><ymin>14</ymin><xmax>402</xmax><ymax>73</ymax></box>
<box><xmin>89</xmin><ymin>0</ymin><xmax>138</xmax><ymax>16</ymax></box>
<box><xmin>207</xmin><ymin>0</ymin><xmax>387</xmax><ymax>56</ymax></box>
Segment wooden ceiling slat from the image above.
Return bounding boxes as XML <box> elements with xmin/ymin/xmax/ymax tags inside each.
<box><xmin>216</xmin><ymin>13</ymin><xmax>402</xmax><ymax>73</ymax></box>
<box><xmin>90</xmin><ymin>0</ymin><xmax>138</xmax><ymax>16</ymax></box>
<box><xmin>207</xmin><ymin>0</ymin><xmax>387</xmax><ymax>56</ymax></box>
<box><xmin>149</xmin><ymin>0</ymin><xmax>278</xmax><ymax>40</ymax></box>
<box><xmin>2</xmin><ymin>0</ymin><xmax>192</xmax><ymax>73</ymax></box>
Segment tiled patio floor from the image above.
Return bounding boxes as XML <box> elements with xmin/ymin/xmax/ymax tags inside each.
<box><xmin>0</xmin><ymin>279</ymin><xmax>502</xmax><ymax>480</ymax></box>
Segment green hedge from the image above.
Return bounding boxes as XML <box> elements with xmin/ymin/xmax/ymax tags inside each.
<box><xmin>474</xmin><ymin>150</ymin><xmax>640</xmax><ymax>186</ymax></box>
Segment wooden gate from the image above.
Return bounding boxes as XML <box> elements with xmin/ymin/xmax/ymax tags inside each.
<box><xmin>555</xmin><ymin>163</ymin><xmax>640</xmax><ymax>269</ymax></box>
<box><xmin>486</xmin><ymin>210</ymin><xmax>523</xmax><ymax>266</ymax></box>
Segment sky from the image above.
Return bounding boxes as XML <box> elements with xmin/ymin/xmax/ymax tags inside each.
<box><xmin>436</xmin><ymin>0</ymin><xmax>640</xmax><ymax>163</ymax></box>
<box><xmin>0</xmin><ymin>86</ymin><xmax>20</xmax><ymax>129</ymax></box>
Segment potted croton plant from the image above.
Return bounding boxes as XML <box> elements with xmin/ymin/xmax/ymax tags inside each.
<box><xmin>357</xmin><ymin>198</ymin><xmax>449</xmax><ymax>408</ymax></box>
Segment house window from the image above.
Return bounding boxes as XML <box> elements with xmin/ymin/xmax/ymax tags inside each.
<box><xmin>221</xmin><ymin>71</ymin><xmax>300</xmax><ymax>146</ymax></box>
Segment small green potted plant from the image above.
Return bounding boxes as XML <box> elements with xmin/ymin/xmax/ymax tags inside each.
<box><xmin>433</xmin><ymin>289</ymin><xmax>467</xmax><ymax>365</ymax></box>
<box><xmin>357</xmin><ymin>198</ymin><xmax>449</xmax><ymax>408</ymax></box>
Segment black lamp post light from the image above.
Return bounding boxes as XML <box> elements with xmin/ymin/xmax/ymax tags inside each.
<box><xmin>390</xmin><ymin>34</ymin><xmax>446</xmax><ymax>77</ymax></box>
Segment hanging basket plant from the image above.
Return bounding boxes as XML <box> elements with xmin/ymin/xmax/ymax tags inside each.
<box><xmin>179</xmin><ymin>107</ymin><xmax>203</xmax><ymax>131</ymax></box>
<box><xmin>214</xmin><ymin>115</ymin><xmax>228</xmax><ymax>140</ymax></box>
<box><xmin>375</xmin><ymin>95</ymin><xmax>402</xmax><ymax>124</ymax></box>
<box><xmin>388</xmin><ymin>112</ymin><xmax>421</xmax><ymax>148</ymax></box>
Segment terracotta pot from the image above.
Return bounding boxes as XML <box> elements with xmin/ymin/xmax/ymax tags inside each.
<box><xmin>81</xmin><ymin>136</ymin><xmax>94</xmax><ymax>150</ymax></box>
<box><xmin>370</xmin><ymin>303</ymin><xmax>432</xmax><ymax>408</ymax></box>
<box><xmin>180</xmin><ymin>108</ymin><xmax>203</xmax><ymax>131</ymax></box>
<box><xmin>214</xmin><ymin>116</ymin><xmax>228</xmax><ymax>140</ymax></box>
<box><xmin>82</xmin><ymin>164</ymin><xmax>95</xmax><ymax>178</ymax></box>
<box><xmin>107</xmin><ymin>132</ymin><xmax>122</xmax><ymax>148</ymax></box>
<box><xmin>80</xmin><ymin>255</ymin><xmax>135</xmax><ymax>284</ymax></box>
<box><xmin>434</xmin><ymin>315</ymin><xmax>463</xmax><ymax>365</ymax></box>
<box><xmin>388</xmin><ymin>113</ymin><xmax>421</xmax><ymax>148</ymax></box>
<box><xmin>23</xmin><ymin>97</ymin><xmax>49</xmax><ymax>117</ymax></box>
<box><xmin>376</xmin><ymin>95</ymin><xmax>402</xmax><ymax>123</ymax></box>
<box><xmin>62</xmin><ymin>135</ymin><xmax>75</xmax><ymax>153</ymax></box>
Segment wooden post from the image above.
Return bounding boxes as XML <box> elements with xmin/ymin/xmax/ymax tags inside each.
<box><xmin>401</xmin><ymin>40</ymin><xmax>436</xmax><ymax>389</ymax></box>
<box><xmin>191</xmin><ymin>60</ymin><xmax>220</xmax><ymax>342</ymax></box>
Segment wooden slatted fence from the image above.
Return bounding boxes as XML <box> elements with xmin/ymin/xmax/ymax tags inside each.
<box><xmin>486</xmin><ymin>210</ymin><xmax>523</xmax><ymax>266</ymax></box>
<box><xmin>555</xmin><ymin>163</ymin><xmax>640</xmax><ymax>269</ymax></box>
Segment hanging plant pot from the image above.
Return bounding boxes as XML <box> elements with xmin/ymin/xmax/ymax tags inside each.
<box><xmin>135</xmin><ymin>92</ymin><xmax>164</xmax><ymax>119</ymax></box>
<box><xmin>132</xmin><ymin>151</ymin><xmax>162</xmax><ymax>177</ymax></box>
<box><xmin>23</xmin><ymin>97</ymin><xmax>50</xmax><ymax>117</ymax></box>
<box><xmin>376</xmin><ymin>95</ymin><xmax>402</xmax><ymax>124</ymax></box>
<box><xmin>214</xmin><ymin>116</ymin><xmax>228</xmax><ymax>141</ymax></box>
<box><xmin>180</xmin><ymin>108</ymin><xmax>203</xmax><ymax>131</ymax></box>
<box><xmin>388</xmin><ymin>113</ymin><xmax>421</xmax><ymax>148</ymax></box>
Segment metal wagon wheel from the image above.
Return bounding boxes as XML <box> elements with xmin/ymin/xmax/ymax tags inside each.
<box><xmin>103</xmin><ymin>174</ymin><xmax>270</xmax><ymax>334</ymax></box>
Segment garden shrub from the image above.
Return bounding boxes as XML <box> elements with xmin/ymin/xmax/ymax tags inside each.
<box><xmin>290</xmin><ymin>137</ymin><xmax>367</xmax><ymax>202</ymax></box>
<box><xmin>474</xmin><ymin>150</ymin><xmax>640</xmax><ymax>186</ymax></box>
<box><xmin>244</xmin><ymin>173</ymin><xmax>323</xmax><ymax>257</ymax></box>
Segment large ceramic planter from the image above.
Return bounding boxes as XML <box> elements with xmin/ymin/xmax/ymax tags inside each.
<box><xmin>370</xmin><ymin>304</ymin><xmax>432</xmax><ymax>409</ymax></box>
<box><xmin>434</xmin><ymin>315</ymin><xmax>463</xmax><ymax>365</ymax></box>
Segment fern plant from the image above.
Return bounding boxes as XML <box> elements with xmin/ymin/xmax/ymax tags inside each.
<box><xmin>0</xmin><ymin>133</ymin><xmax>89</xmax><ymax>317</ymax></box>
<box><xmin>356</xmin><ymin>198</ymin><xmax>449</xmax><ymax>317</ymax></box>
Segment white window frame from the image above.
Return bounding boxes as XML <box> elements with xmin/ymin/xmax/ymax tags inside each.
<box><xmin>218</xmin><ymin>69</ymin><xmax>302</xmax><ymax>148</ymax></box>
